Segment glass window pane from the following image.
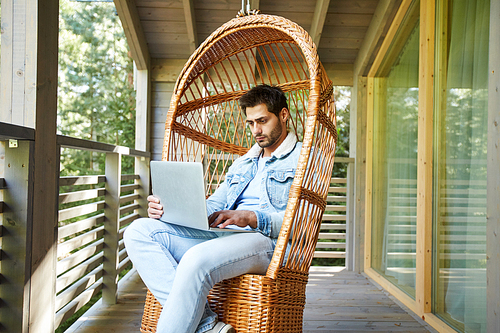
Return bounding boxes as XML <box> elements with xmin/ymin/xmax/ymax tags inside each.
<box><xmin>371</xmin><ymin>19</ymin><xmax>420</xmax><ymax>298</ymax></box>
<box><xmin>432</xmin><ymin>0</ymin><xmax>489</xmax><ymax>332</ymax></box>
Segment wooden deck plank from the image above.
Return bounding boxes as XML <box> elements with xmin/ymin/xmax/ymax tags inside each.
<box><xmin>67</xmin><ymin>267</ymin><xmax>436</xmax><ymax>333</ymax></box>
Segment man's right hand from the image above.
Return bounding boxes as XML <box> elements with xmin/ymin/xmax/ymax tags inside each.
<box><xmin>147</xmin><ymin>195</ymin><xmax>163</xmax><ymax>219</ymax></box>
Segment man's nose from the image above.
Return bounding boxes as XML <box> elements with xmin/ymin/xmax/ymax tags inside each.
<box><xmin>252</xmin><ymin>124</ymin><xmax>262</xmax><ymax>135</ymax></box>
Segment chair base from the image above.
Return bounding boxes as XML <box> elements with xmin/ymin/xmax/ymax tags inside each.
<box><xmin>140</xmin><ymin>269</ymin><xmax>308</xmax><ymax>333</ymax></box>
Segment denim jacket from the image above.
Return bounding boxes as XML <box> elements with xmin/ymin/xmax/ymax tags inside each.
<box><xmin>206</xmin><ymin>132</ymin><xmax>302</xmax><ymax>239</ymax></box>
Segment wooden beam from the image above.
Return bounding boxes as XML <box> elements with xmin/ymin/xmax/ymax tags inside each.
<box><xmin>114</xmin><ymin>0</ymin><xmax>151</xmax><ymax>70</ymax></box>
<box><xmin>183</xmin><ymin>0</ymin><xmax>198</xmax><ymax>53</ymax></box>
<box><xmin>353</xmin><ymin>76</ymin><xmax>367</xmax><ymax>274</ymax></box>
<box><xmin>323</xmin><ymin>63</ymin><xmax>353</xmax><ymax>86</ymax></box>
<box><xmin>353</xmin><ymin>0</ymin><xmax>400</xmax><ymax>76</ymax></box>
<box><xmin>28</xmin><ymin>0</ymin><xmax>61</xmax><ymax>332</ymax></box>
<box><xmin>487</xmin><ymin>0</ymin><xmax>500</xmax><ymax>330</ymax></box>
<box><xmin>135</xmin><ymin>65</ymin><xmax>151</xmax><ymax>152</ymax></box>
<box><xmin>416</xmin><ymin>0</ymin><xmax>434</xmax><ymax>317</ymax></box>
<box><xmin>310</xmin><ymin>0</ymin><xmax>330</xmax><ymax>48</ymax></box>
<box><xmin>103</xmin><ymin>153</ymin><xmax>121</xmax><ymax>305</ymax></box>
<box><xmin>364</xmin><ymin>77</ymin><xmax>374</xmax><ymax>272</ymax></box>
<box><xmin>367</xmin><ymin>0</ymin><xmax>413</xmax><ymax>78</ymax></box>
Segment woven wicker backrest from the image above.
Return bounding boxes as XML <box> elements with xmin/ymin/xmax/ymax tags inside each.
<box><xmin>162</xmin><ymin>14</ymin><xmax>337</xmax><ymax>279</ymax></box>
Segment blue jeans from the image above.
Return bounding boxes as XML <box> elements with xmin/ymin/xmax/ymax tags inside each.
<box><xmin>124</xmin><ymin>218</ymin><xmax>275</xmax><ymax>333</ymax></box>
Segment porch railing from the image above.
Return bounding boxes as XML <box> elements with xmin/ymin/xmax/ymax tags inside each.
<box><xmin>54</xmin><ymin>135</ymin><xmax>150</xmax><ymax>326</ymax></box>
<box><xmin>314</xmin><ymin>157</ymin><xmax>355</xmax><ymax>263</ymax></box>
<box><xmin>0</xmin><ymin>122</ymin><xmax>150</xmax><ymax>331</ymax></box>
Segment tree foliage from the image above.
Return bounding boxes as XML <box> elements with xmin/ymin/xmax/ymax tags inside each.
<box><xmin>58</xmin><ymin>0</ymin><xmax>135</xmax><ymax>176</ymax></box>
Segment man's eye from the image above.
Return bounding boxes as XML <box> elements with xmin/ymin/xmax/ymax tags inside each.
<box><xmin>259</xmin><ymin>119</ymin><xmax>266</xmax><ymax>124</ymax></box>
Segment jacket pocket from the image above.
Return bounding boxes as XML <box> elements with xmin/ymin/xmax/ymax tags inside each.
<box><xmin>267</xmin><ymin>169</ymin><xmax>295</xmax><ymax>209</ymax></box>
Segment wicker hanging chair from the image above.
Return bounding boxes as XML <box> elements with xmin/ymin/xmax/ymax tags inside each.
<box><xmin>140</xmin><ymin>12</ymin><xmax>337</xmax><ymax>333</ymax></box>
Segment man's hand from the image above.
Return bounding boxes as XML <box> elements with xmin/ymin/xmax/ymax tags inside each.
<box><xmin>208</xmin><ymin>210</ymin><xmax>258</xmax><ymax>229</ymax></box>
<box><xmin>147</xmin><ymin>195</ymin><xmax>163</xmax><ymax>219</ymax></box>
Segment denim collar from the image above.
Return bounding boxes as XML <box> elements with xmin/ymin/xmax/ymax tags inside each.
<box><xmin>243</xmin><ymin>132</ymin><xmax>297</xmax><ymax>160</ymax></box>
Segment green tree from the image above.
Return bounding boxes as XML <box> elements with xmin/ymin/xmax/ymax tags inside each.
<box><xmin>58</xmin><ymin>0</ymin><xmax>135</xmax><ymax>176</ymax></box>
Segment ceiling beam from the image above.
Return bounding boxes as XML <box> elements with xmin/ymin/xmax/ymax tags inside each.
<box><xmin>353</xmin><ymin>0</ymin><xmax>400</xmax><ymax>76</ymax></box>
<box><xmin>310</xmin><ymin>0</ymin><xmax>330</xmax><ymax>48</ymax></box>
<box><xmin>114</xmin><ymin>0</ymin><xmax>151</xmax><ymax>70</ymax></box>
<box><xmin>183</xmin><ymin>0</ymin><xmax>198</xmax><ymax>53</ymax></box>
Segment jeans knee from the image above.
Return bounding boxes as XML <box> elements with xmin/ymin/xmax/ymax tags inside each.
<box><xmin>177</xmin><ymin>246</ymin><xmax>214</xmax><ymax>281</ymax></box>
<box><xmin>124</xmin><ymin>218</ymin><xmax>150</xmax><ymax>246</ymax></box>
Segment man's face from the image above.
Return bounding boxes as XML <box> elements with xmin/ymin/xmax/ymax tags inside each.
<box><xmin>245</xmin><ymin>103</ymin><xmax>288</xmax><ymax>150</ymax></box>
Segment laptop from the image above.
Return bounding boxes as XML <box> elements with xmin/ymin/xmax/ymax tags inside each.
<box><xmin>150</xmin><ymin>161</ymin><xmax>254</xmax><ymax>232</ymax></box>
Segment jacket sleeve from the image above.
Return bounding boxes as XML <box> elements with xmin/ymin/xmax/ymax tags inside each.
<box><xmin>206</xmin><ymin>180</ymin><xmax>229</xmax><ymax>217</ymax></box>
<box><xmin>253</xmin><ymin>209</ymin><xmax>285</xmax><ymax>239</ymax></box>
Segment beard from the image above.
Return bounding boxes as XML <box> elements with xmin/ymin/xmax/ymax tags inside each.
<box><xmin>255</xmin><ymin>122</ymin><xmax>284</xmax><ymax>148</ymax></box>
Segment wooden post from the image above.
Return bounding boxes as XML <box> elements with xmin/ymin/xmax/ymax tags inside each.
<box><xmin>345</xmin><ymin>160</ymin><xmax>355</xmax><ymax>270</ymax></box>
<box><xmin>103</xmin><ymin>152</ymin><xmax>121</xmax><ymax>305</ymax></box>
<box><xmin>29</xmin><ymin>0</ymin><xmax>60</xmax><ymax>332</ymax></box>
<box><xmin>135</xmin><ymin>67</ymin><xmax>151</xmax><ymax>153</ymax></box>
<box><xmin>353</xmin><ymin>76</ymin><xmax>367</xmax><ymax>274</ymax></box>
<box><xmin>415</xmin><ymin>0</ymin><xmax>434</xmax><ymax>317</ymax></box>
<box><xmin>0</xmin><ymin>140</ymin><xmax>34</xmax><ymax>333</ymax></box>
<box><xmin>135</xmin><ymin>66</ymin><xmax>151</xmax><ymax>217</ymax></box>
<box><xmin>487</xmin><ymin>0</ymin><xmax>500</xmax><ymax>331</ymax></box>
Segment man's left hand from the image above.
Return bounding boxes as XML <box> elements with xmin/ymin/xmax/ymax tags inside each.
<box><xmin>208</xmin><ymin>210</ymin><xmax>258</xmax><ymax>229</ymax></box>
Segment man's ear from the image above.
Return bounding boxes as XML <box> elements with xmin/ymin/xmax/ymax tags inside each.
<box><xmin>281</xmin><ymin>108</ymin><xmax>289</xmax><ymax>123</ymax></box>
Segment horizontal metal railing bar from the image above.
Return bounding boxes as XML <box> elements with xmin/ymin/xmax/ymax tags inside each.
<box><xmin>58</xmin><ymin>214</ymin><xmax>105</xmax><ymax>240</ymax></box>
<box><xmin>119</xmin><ymin>193</ymin><xmax>140</xmax><ymax>205</ymax></box>
<box><xmin>322</xmin><ymin>214</ymin><xmax>347</xmax><ymax>221</ymax></box>
<box><xmin>320</xmin><ymin>223</ymin><xmax>347</xmax><ymax>230</ymax></box>
<box><xmin>118</xmin><ymin>228</ymin><xmax>126</xmax><ymax>242</ymax></box>
<box><xmin>315</xmin><ymin>242</ymin><xmax>346</xmax><ymax>249</ymax></box>
<box><xmin>328</xmin><ymin>186</ymin><xmax>347</xmax><ymax>193</ymax></box>
<box><xmin>57</xmin><ymin>239</ymin><xmax>104</xmax><ymax>275</ymax></box>
<box><xmin>0</xmin><ymin>121</ymin><xmax>35</xmax><ymax>141</ymax></box>
<box><xmin>314</xmin><ymin>251</ymin><xmax>346</xmax><ymax>258</ymax></box>
<box><xmin>118</xmin><ymin>257</ymin><xmax>131</xmax><ymax>276</ymax></box>
<box><xmin>326</xmin><ymin>195</ymin><xmax>347</xmax><ymax>202</ymax></box>
<box><xmin>55</xmin><ymin>264</ymin><xmax>103</xmax><ymax>311</ymax></box>
<box><xmin>330</xmin><ymin>177</ymin><xmax>347</xmax><ymax>184</ymax></box>
<box><xmin>59</xmin><ymin>188</ymin><xmax>106</xmax><ymax>205</ymax></box>
<box><xmin>325</xmin><ymin>205</ymin><xmax>347</xmax><ymax>211</ymax></box>
<box><xmin>58</xmin><ymin>201</ymin><xmax>105</xmax><ymax>222</ymax></box>
<box><xmin>57</xmin><ymin>135</ymin><xmax>150</xmax><ymax>158</ymax></box>
<box><xmin>318</xmin><ymin>232</ymin><xmax>346</xmax><ymax>240</ymax></box>
<box><xmin>118</xmin><ymin>247</ymin><xmax>128</xmax><ymax>264</ymax></box>
<box><xmin>56</xmin><ymin>252</ymin><xmax>104</xmax><ymax>294</ymax></box>
<box><xmin>57</xmin><ymin>226</ymin><xmax>104</xmax><ymax>258</ymax></box>
<box><xmin>121</xmin><ymin>174</ymin><xmax>140</xmax><ymax>181</ymax></box>
<box><xmin>59</xmin><ymin>175</ymin><xmax>107</xmax><ymax>186</ymax></box>
<box><xmin>120</xmin><ymin>183</ymin><xmax>140</xmax><ymax>193</ymax></box>
<box><xmin>55</xmin><ymin>277</ymin><xmax>103</xmax><ymax>327</ymax></box>
<box><xmin>120</xmin><ymin>213</ymin><xmax>141</xmax><ymax>228</ymax></box>
<box><xmin>120</xmin><ymin>203</ymin><xmax>141</xmax><ymax>216</ymax></box>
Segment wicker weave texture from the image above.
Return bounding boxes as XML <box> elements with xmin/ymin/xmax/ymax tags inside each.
<box><xmin>140</xmin><ymin>13</ymin><xmax>337</xmax><ymax>333</ymax></box>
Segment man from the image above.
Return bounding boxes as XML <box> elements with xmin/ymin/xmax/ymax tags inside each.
<box><xmin>124</xmin><ymin>84</ymin><xmax>301</xmax><ymax>333</ymax></box>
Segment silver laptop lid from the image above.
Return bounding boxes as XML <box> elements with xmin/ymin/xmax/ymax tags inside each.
<box><xmin>150</xmin><ymin>161</ymin><xmax>209</xmax><ymax>230</ymax></box>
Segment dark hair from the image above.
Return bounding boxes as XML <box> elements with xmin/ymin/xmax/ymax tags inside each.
<box><xmin>239</xmin><ymin>84</ymin><xmax>288</xmax><ymax>117</ymax></box>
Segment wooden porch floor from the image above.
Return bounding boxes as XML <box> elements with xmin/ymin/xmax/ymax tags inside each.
<box><xmin>66</xmin><ymin>267</ymin><xmax>437</xmax><ymax>333</ymax></box>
